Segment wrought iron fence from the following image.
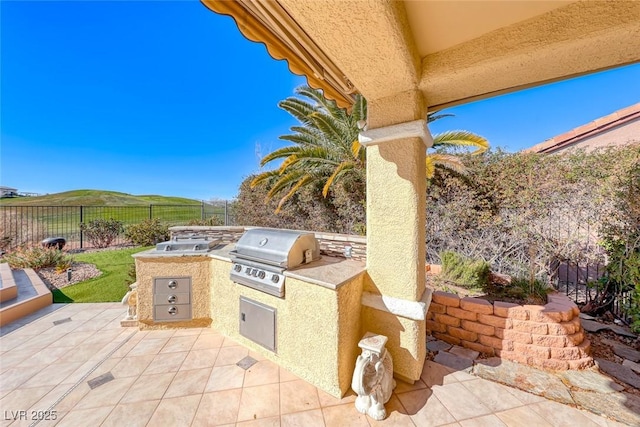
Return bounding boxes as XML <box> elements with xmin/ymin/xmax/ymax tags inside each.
<box><xmin>550</xmin><ymin>258</ymin><xmax>632</xmax><ymax>319</ymax></box>
<box><xmin>0</xmin><ymin>201</ymin><xmax>236</xmax><ymax>251</ymax></box>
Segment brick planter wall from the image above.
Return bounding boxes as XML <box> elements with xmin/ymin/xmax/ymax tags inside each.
<box><xmin>427</xmin><ymin>291</ymin><xmax>593</xmax><ymax>371</ymax></box>
<box><xmin>169</xmin><ymin>226</ymin><xmax>367</xmax><ymax>262</ymax></box>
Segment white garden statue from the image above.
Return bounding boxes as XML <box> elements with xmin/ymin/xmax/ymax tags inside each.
<box><xmin>121</xmin><ymin>283</ymin><xmax>138</xmax><ymax>320</ymax></box>
<box><xmin>351</xmin><ymin>332</ymin><xmax>396</xmax><ymax>420</ymax></box>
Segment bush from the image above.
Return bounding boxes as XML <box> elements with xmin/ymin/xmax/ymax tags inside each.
<box><xmin>79</xmin><ymin>218</ymin><xmax>123</xmax><ymax>248</ymax></box>
<box><xmin>2</xmin><ymin>246</ymin><xmax>73</xmax><ymax>270</ymax></box>
<box><xmin>124</xmin><ymin>218</ymin><xmax>169</xmax><ymax>246</ymax></box>
<box><xmin>440</xmin><ymin>251</ymin><xmax>490</xmax><ymax>289</ymax></box>
<box><xmin>186</xmin><ymin>216</ymin><xmax>224</xmax><ymax>226</ymax></box>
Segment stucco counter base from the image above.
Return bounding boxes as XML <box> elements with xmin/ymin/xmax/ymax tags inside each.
<box><xmin>211</xmin><ymin>252</ymin><xmax>366</xmax><ymax>398</ymax></box>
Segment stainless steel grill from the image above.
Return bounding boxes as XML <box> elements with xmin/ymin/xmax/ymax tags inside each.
<box><xmin>230</xmin><ymin>228</ymin><xmax>320</xmax><ymax>298</ymax></box>
<box><xmin>154</xmin><ymin>236</ymin><xmax>218</xmax><ymax>253</ymax></box>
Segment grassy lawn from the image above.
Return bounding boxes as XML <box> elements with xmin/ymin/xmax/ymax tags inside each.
<box><xmin>53</xmin><ymin>246</ymin><xmax>151</xmax><ymax>303</ymax></box>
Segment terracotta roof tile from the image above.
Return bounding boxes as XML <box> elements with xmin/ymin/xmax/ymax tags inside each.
<box><xmin>525</xmin><ymin>102</ymin><xmax>640</xmax><ymax>153</ymax></box>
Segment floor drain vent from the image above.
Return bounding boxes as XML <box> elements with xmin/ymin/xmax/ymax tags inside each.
<box><xmin>53</xmin><ymin>317</ymin><xmax>72</xmax><ymax>325</ymax></box>
<box><xmin>87</xmin><ymin>372</ymin><xmax>115</xmax><ymax>389</ymax></box>
<box><xmin>237</xmin><ymin>356</ymin><xmax>258</xmax><ymax>370</ymax></box>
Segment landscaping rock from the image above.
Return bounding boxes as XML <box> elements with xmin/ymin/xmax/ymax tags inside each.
<box><xmin>607</xmin><ymin>324</ymin><xmax>638</xmax><ymax>339</ymax></box>
<box><xmin>596</xmin><ymin>358</ymin><xmax>640</xmax><ymax>389</ymax></box>
<box><xmin>622</xmin><ymin>359</ymin><xmax>640</xmax><ymax>374</ymax></box>
<box><xmin>579</xmin><ymin>313</ymin><xmax>596</xmax><ymax>321</ymax></box>
<box><xmin>572</xmin><ymin>391</ymin><xmax>640</xmax><ymax>426</ymax></box>
<box><xmin>434</xmin><ymin>351</ymin><xmax>473</xmax><ymax>372</ymax></box>
<box><xmin>427</xmin><ymin>339</ymin><xmax>452</xmax><ymax>353</ymax></box>
<box><xmin>449</xmin><ymin>345</ymin><xmax>479</xmax><ymax>361</ymax></box>
<box><xmin>601</xmin><ymin>338</ymin><xmax>640</xmax><ymax>362</ymax></box>
<box><xmin>580</xmin><ymin>319</ymin><xmax>609</xmax><ymax>333</ymax></box>
<box><xmin>473</xmin><ymin>357</ymin><xmax>574</xmax><ymax>404</ymax></box>
<box><xmin>559</xmin><ymin>369</ymin><xmax>624</xmax><ymax>393</ymax></box>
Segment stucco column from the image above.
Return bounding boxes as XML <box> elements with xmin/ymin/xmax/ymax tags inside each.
<box><xmin>365</xmin><ymin>91</ymin><xmax>427</xmax><ymax>301</ymax></box>
<box><xmin>360</xmin><ymin>90</ymin><xmax>430</xmax><ymax>382</ymax></box>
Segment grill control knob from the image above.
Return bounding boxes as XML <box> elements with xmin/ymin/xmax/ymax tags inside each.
<box><xmin>271</xmin><ymin>274</ymin><xmax>280</xmax><ymax>283</ymax></box>
<box><xmin>168</xmin><ymin>280</ymin><xmax>177</xmax><ymax>289</ymax></box>
<box><xmin>258</xmin><ymin>271</ymin><xmax>266</xmax><ymax>279</ymax></box>
<box><xmin>168</xmin><ymin>306</ymin><xmax>178</xmax><ymax>316</ymax></box>
<box><xmin>246</xmin><ymin>267</ymin><xmax>252</xmax><ymax>274</ymax></box>
<box><xmin>167</xmin><ymin>294</ymin><xmax>177</xmax><ymax>304</ymax></box>
<box><xmin>233</xmin><ymin>264</ymin><xmax>242</xmax><ymax>272</ymax></box>
<box><xmin>251</xmin><ymin>269</ymin><xmax>259</xmax><ymax>277</ymax></box>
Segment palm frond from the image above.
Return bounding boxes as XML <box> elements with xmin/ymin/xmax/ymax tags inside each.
<box><xmin>432</xmin><ymin>131</ymin><xmax>489</xmax><ymax>154</ymax></box>
<box><xmin>427</xmin><ymin>111</ymin><xmax>455</xmax><ymax>123</ymax></box>
<box><xmin>275</xmin><ymin>174</ymin><xmax>313</xmax><ymax>213</ymax></box>
<box><xmin>426</xmin><ymin>153</ymin><xmax>468</xmax><ymax>179</ymax></box>
<box><xmin>322</xmin><ymin>161</ymin><xmax>354</xmax><ymax>197</ymax></box>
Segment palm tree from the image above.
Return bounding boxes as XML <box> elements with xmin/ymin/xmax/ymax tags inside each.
<box><xmin>251</xmin><ymin>85</ymin><xmax>366</xmax><ymax>212</ymax></box>
<box><xmin>426</xmin><ymin>112</ymin><xmax>489</xmax><ymax>178</ymax></box>
<box><xmin>252</xmin><ymin>87</ymin><xmax>488</xmax><ymax>211</ymax></box>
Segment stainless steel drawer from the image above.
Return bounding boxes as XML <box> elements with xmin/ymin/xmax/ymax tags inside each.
<box><xmin>154</xmin><ymin>277</ymin><xmax>191</xmax><ymax>293</ymax></box>
<box><xmin>154</xmin><ymin>304</ymin><xmax>192</xmax><ymax>321</ymax></box>
<box><xmin>154</xmin><ymin>292</ymin><xmax>190</xmax><ymax>306</ymax></box>
<box><xmin>239</xmin><ymin>297</ymin><xmax>276</xmax><ymax>352</ymax></box>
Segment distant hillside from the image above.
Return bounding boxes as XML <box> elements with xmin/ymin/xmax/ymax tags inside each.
<box><xmin>0</xmin><ymin>190</ymin><xmax>203</xmax><ymax>206</ymax></box>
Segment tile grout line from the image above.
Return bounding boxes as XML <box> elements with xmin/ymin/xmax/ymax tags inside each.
<box><xmin>27</xmin><ymin>329</ymin><xmax>138</xmax><ymax>427</ymax></box>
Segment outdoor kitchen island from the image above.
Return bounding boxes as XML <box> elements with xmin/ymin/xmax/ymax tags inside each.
<box><xmin>133</xmin><ymin>234</ymin><xmax>367</xmax><ymax>398</ymax></box>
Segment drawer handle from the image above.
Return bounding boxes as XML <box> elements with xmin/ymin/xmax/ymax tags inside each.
<box><xmin>168</xmin><ymin>280</ymin><xmax>177</xmax><ymax>289</ymax></box>
<box><xmin>167</xmin><ymin>294</ymin><xmax>177</xmax><ymax>304</ymax></box>
<box><xmin>168</xmin><ymin>306</ymin><xmax>178</xmax><ymax>316</ymax></box>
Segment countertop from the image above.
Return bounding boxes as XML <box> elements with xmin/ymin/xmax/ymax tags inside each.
<box><xmin>134</xmin><ymin>244</ymin><xmax>366</xmax><ymax>290</ymax></box>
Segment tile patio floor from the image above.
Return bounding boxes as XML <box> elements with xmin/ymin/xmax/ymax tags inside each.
<box><xmin>0</xmin><ymin>303</ymin><xmax>630</xmax><ymax>427</ymax></box>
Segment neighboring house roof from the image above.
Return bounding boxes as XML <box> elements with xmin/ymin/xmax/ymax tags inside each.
<box><xmin>526</xmin><ymin>103</ymin><xmax>640</xmax><ymax>153</ymax></box>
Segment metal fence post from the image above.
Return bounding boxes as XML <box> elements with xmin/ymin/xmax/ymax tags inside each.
<box><xmin>149</xmin><ymin>204</ymin><xmax>153</xmax><ymax>220</ymax></box>
<box><xmin>224</xmin><ymin>200</ymin><xmax>228</xmax><ymax>226</ymax></box>
<box><xmin>80</xmin><ymin>205</ymin><xmax>84</xmax><ymax>249</ymax></box>
<box><xmin>201</xmin><ymin>201</ymin><xmax>205</xmax><ymax>220</ymax></box>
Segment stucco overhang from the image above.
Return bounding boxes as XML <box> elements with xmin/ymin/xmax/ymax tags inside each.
<box><xmin>202</xmin><ymin>0</ymin><xmax>640</xmax><ymax>111</ymax></box>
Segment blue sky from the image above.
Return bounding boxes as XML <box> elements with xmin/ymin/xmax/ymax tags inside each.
<box><xmin>2</xmin><ymin>1</ymin><xmax>639</xmax><ymax>201</ymax></box>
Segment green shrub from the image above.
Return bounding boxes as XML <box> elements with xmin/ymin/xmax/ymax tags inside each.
<box><xmin>508</xmin><ymin>277</ymin><xmax>552</xmax><ymax>303</ymax></box>
<box><xmin>124</xmin><ymin>218</ymin><xmax>169</xmax><ymax>246</ymax></box>
<box><xmin>3</xmin><ymin>246</ymin><xmax>74</xmax><ymax>270</ymax></box>
<box><xmin>79</xmin><ymin>218</ymin><xmax>124</xmax><ymax>248</ymax></box>
<box><xmin>440</xmin><ymin>251</ymin><xmax>490</xmax><ymax>289</ymax></box>
<box><xmin>186</xmin><ymin>216</ymin><xmax>224</xmax><ymax>226</ymax></box>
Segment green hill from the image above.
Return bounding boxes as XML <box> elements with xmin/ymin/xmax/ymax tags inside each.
<box><xmin>0</xmin><ymin>190</ymin><xmax>203</xmax><ymax>206</ymax></box>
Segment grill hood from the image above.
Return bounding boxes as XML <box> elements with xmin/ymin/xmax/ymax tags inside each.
<box><xmin>230</xmin><ymin>228</ymin><xmax>320</xmax><ymax>268</ymax></box>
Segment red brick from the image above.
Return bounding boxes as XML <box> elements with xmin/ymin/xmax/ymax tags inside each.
<box><xmin>547</xmin><ymin>318</ymin><xmax>580</xmax><ymax>336</ymax></box>
<box><xmin>568</xmin><ymin>357</ymin><xmax>594</xmax><ymax>369</ymax></box>
<box><xmin>550</xmin><ymin>346</ymin><xmax>586</xmax><ymax>360</ymax></box>
<box><xmin>512</xmin><ymin>320</ymin><xmax>548</xmax><ymax>335</ymax></box>
<box><xmin>434</xmin><ymin>313</ymin><xmax>460</xmax><ymax>328</ymax></box>
<box><xmin>502</xmin><ymin>329</ymin><xmax>532</xmax><ymax>344</ymax></box>
<box><xmin>526</xmin><ymin>305</ymin><xmax>563</xmax><ymax>323</ymax></box>
<box><xmin>529</xmin><ymin>357</ymin><xmax>569</xmax><ymax>371</ymax></box>
<box><xmin>461</xmin><ymin>320</ymin><xmax>495</xmax><ymax>336</ymax></box>
<box><xmin>479</xmin><ymin>335</ymin><xmax>513</xmax><ymax>351</ymax></box>
<box><xmin>544</xmin><ymin>303</ymin><xmax>574</xmax><ymax>321</ymax></box>
<box><xmin>447</xmin><ymin>326</ymin><xmax>478</xmax><ymax>342</ymax></box>
<box><xmin>494</xmin><ymin>301</ymin><xmax>519</xmax><ymax>318</ymax></box>
<box><xmin>532</xmin><ymin>334</ymin><xmax>567</xmax><ymax>348</ymax></box>
<box><xmin>513</xmin><ymin>342</ymin><xmax>550</xmax><ymax>360</ymax></box>
<box><xmin>428</xmin><ymin>302</ymin><xmax>447</xmax><ymax>314</ymax></box>
<box><xmin>477</xmin><ymin>314</ymin><xmax>511</xmax><ymax>328</ymax></box>
<box><xmin>461</xmin><ymin>340</ymin><xmax>495</xmax><ymax>356</ymax></box>
<box><xmin>505</xmin><ymin>307</ymin><xmax>530</xmax><ymax>321</ymax></box>
<box><xmin>447</xmin><ymin>306</ymin><xmax>478</xmax><ymax>321</ymax></box>
<box><xmin>460</xmin><ymin>297</ymin><xmax>493</xmax><ymax>314</ymax></box>
<box><xmin>427</xmin><ymin>311</ymin><xmax>435</xmax><ymax>321</ymax></box>
<box><xmin>427</xmin><ymin>320</ymin><xmax>447</xmax><ymax>334</ymax></box>
<box><xmin>433</xmin><ymin>332</ymin><xmax>460</xmax><ymax>346</ymax></box>
<box><xmin>432</xmin><ymin>291</ymin><xmax>460</xmax><ymax>307</ymax></box>
<box><xmin>567</xmin><ymin>331</ymin><xmax>585</xmax><ymax>346</ymax></box>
